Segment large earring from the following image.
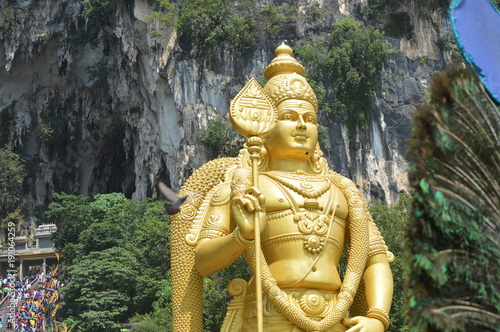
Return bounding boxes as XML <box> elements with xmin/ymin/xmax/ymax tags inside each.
<box><xmin>308</xmin><ymin>144</ymin><xmax>328</xmax><ymax>175</ymax></box>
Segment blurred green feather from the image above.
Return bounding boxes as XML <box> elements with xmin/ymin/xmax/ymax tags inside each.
<box><xmin>405</xmin><ymin>66</ymin><xmax>500</xmax><ymax>331</ymax></box>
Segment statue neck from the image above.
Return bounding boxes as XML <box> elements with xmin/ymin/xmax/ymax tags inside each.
<box><xmin>268</xmin><ymin>158</ymin><xmax>310</xmax><ymax>173</ymax></box>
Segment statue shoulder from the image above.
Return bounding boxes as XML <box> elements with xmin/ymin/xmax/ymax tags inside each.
<box><xmin>174</xmin><ymin>157</ymin><xmax>253</xmax><ymax>246</ymax></box>
<box><xmin>326</xmin><ymin>170</ymin><xmax>356</xmax><ymax>191</ymax></box>
<box><xmin>173</xmin><ymin>157</ymin><xmax>240</xmax><ymax>245</ymax></box>
<box><xmin>170</xmin><ymin>156</ymin><xmax>241</xmax><ymax>332</ymax></box>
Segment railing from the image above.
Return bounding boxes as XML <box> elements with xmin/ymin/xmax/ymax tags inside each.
<box><xmin>0</xmin><ymin>245</ymin><xmax>56</xmax><ymax>254</ymax></box>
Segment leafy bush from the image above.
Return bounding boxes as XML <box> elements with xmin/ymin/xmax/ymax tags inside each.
<box><xmin>48</xmin><ymin>193</ymin><xmax>171</xmax><ymax>329</ymax></box>
<box><xmin>196</xmin><ymin>118</ymin><xmax>240</xmax><ymax>158</ymax></box>
<box><xmin>325</xmin><ymin>18</ymin><xmax>388</xmax><ymax>141</ymax></box>
<box><xmin>147</xmin><ymin>0</ymin><xmax>176</xmax><ymax>34</ymax></box>
<box><xmin>370</xmin><ymin>194</ymin><xmax>411</xmax><ymax>332</ymax></box>
<box><xmin>260</xmin><ymin>4</ymin><xmax>298</xmax><ymax>36</ymax></box>
<box><xmin>361</xmin><ymin>0</ymin><xmax>400</xmax><ymax>19</ymax></box>
<box><xmin>79</xmin><ymin>0</ymin><xmax>121</xmax><ymax>45</ymax></box>
<box><xmin>176</xmin><ymin>0</ymin><xmax>256</xmax><ymax>67</ymax></box>
<box><xmin>0</xmin><ymin>3</ymin><xmax>14</xmax><ymax>39</ymax></box>
<box><xmin>0</xmin><ymin>148</ymin><xmax>26</xmax><ymax>222</ymax></box>
<box><xmin>0</xmin><ymin>108</ymin><xmax>14</xmax><ymax>146</ymax></box>
<box><xmin>295</xmin><ymin>19</ymin><xmax>388</xmax><ymax>143</ymax></box>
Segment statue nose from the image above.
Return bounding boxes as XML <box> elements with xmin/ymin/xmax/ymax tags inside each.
<box><xmin>296</xmin><ymin>115</ymin><xmax>306</xmax><ymax>129</ymax></box>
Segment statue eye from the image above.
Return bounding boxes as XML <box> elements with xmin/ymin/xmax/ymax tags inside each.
<box><xmin>306</xmin><ymin>116</ymin><xmax>317</xmax><ymax>123</ymax></box>
<box><xmin>282</xmin><ymin>113</ymin><xmax>293</xmax><ymax>120</ymax></box>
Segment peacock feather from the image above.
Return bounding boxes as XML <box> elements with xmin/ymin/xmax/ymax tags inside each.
<box><xmin>405</xmin><ymin>66</ymin><xmax>500</xmax><ymax>331</ymax></box>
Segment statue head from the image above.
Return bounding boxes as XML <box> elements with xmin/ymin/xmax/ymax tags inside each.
<box><xmin>263</xmin><ymin>43</ymin><xmax>318</xmax><ymax>112</ymax></box>
<box><xmin>260</xmin><ymin>44</ymin><xmax>324</xmax><ymax>172</ymax></box>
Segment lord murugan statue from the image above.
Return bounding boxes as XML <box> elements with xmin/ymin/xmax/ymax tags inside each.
<box><xmin>171</xmin><ymin>44</ymin><xmax>394</xmax><ymax>332</ymax></box>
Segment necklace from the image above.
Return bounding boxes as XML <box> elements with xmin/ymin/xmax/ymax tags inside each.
<box><xmin>263</xmin><ymin>172</ymin><xmax>331</xmax><ymax>199</ymax></box>
<box><xmin>264</xmin><ymin>176</ymin><xmax>336</xmax><ymax>255</ymax></box>
<box><xmin>266</xmin><ymin>170</ymin><xmax>327</xmax><ymax>182</ymax></box>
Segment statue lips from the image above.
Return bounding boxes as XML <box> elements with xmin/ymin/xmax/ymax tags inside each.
<box><xmin>292</xmin><ymin>131</ymin><xmax>309</xmax><ymax>143</ymax></box>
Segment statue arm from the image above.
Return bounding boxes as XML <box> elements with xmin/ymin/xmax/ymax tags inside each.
<box><xmin>360</xmin><ymin>220</ymin><xmax>394</xmax><ymax>331</ymax></box>
<box><xmin>342</xmin><ymin>219</ymin><xmax>393</xmax><ymax>332</ymax></box>
<box><xmin>363</xmin><ymin>254</ymin><xmax>393</xmax><ymax>312</ymax></box>
<box><xmin>195</xmin><ymin>236</ymin><xmax>247</xmax><ymax>276</ymax></box>
<box><xmin>194</xmin><ymin>182</ymin><xmax>240</xmax><ymax>276</ymax></box>
<box><xmin>194</xmin><ymin>181</ymin><xmax>263</xmax><ymax>276</ymax></box>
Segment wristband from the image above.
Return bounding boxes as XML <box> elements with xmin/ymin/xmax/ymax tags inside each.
<box><xmin>232</xmin><ymin>227</ymin><xmax>254</xmax><ymax>248</ymax></box>
<box><xmin>367</xmin><ymin>308</ymin><xmax>390</xmax><ymax>331</ymax></box>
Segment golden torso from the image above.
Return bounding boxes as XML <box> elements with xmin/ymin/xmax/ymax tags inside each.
<box><xmin>257</xmin><ymin>171</ymin><xmax>348</xmax><ymax>292</ymax></box>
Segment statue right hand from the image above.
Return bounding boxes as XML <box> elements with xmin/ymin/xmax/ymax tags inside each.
<box><xmin>230</xmin><ymin>187</ymin><xmax>266</xmax><ymax>240</ymax></box>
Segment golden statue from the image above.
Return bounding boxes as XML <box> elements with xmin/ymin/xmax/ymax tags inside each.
<box><xmin>171</xmin><ymin>44</ymin><xmax>394</xmax><ymax>332</ymax></box>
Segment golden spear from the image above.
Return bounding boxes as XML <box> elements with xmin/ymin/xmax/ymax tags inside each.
<box><xmin>230</xmin><ymin>78</ymin><xmax>277</xmax><ymax>332</ymax></box>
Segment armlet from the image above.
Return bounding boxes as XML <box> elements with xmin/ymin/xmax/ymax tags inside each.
<box><xmin>368</xmin><ymin>236</ymin><xmax>389</xmax><ymax>258</ymax></box>
<box><xmin>186</xmin><ymin>181</ymin><xmax>232</xmax><ymax>245</ymax></box>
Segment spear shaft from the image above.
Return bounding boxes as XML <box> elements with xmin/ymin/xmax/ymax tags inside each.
<box><xmin>247</xmin><ymin>137</ymin><xmax>263</xmax><ymax>332</ymax></box>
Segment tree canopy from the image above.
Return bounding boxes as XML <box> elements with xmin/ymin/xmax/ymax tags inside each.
<box><xmin>47</xmin><ymin>193</ymin><xmax>170</xmax><ymax>331</ymax></box>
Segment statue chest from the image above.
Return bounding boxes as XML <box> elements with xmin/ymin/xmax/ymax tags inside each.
<box><xmin>258</xmin><ymin>173</ymin><xmax>347</xmax><ymax>255</ymax></box>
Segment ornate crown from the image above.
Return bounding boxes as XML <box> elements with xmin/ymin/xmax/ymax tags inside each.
<box><xmin>263</xmin><ymin>43</ymin><xmax>318</xmax><ymax>112</ymax></box>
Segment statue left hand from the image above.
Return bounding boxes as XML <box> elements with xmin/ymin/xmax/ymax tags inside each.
<box><xmin>342</xmin><ymin>316</ymin><xmax>384</xmax><ymax>332</ymax></box>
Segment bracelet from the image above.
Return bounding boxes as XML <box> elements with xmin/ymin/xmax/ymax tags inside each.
<box><xmin>367</xmin><ymin>308</ymin><xmax>390</xmax><ymax>331</ymax></box>
<box><xmin>232</xmin><ymin>227</ymin><xmax>254</xmax><ymax>248</ymax></box>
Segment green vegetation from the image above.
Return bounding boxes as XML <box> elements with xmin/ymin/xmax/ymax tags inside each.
<box><xmin>49</xmin><ymin>191</ymin><xmax>252</xmax><ymax>331</ymax></box>
<box><xmin>47</xmin><ymin>193</ymin><xmax>170</xmax><ymax>330</ymax></box>
<box><xmin>0</xmin><ymin>2</ymin><xmax>15</xmax><ymax>39</ymax></box>
<box><xmin>296</xmin><ymin>18</ymin><xmax>388</xmax><ymax>143</ymax></box>
<box><xmin>260</xmin><ymin>4</ymin><xmax>298</xmax><ymax>35</ymax></box>
<box><xmin>146</xmin><ymin>0</ymin><xmax>176</xmax><ymax>35</ymax></box>
<box><xmin>326</xmin><ymin>18</ymin><xmax>388</xmax><ymax>140</ymax></box>
<box><xmin>175</xmin><ymin>0</ymin><xmax>256</xmax><ymax>67</ymax></box>
<box><xmin>0</xmin><ymin>108</ymin><xmax>14</xmax><ymax>146</ymax></box>
<box><xmin>361</xmin><ymin>0</ymin><xmax>400</xmax><ymax>19</ymax></box>
<box><xmin>370</xmin><ymin>194</ymin><xmax>411</xmax><ymax>332</ymax></box>
<box><xmin>86</xmin><ymin>58</ymin><xmax>117</xmax><ymax>91</ymax></box>
<box><xmin>0</xmin><ymin>148</ymin><xmax>26</xmax><ymax>224</ymax></box>
<box><xmin>79</xmin><ymin>0</ymin><xmax>121</xmax><ymax>45</ymax></box>
<box><xmin>196</xmin><ymin>118</ymin><xmax>241</xmax><ymax>158</ymax></box>
<box><xmin>148</xmin><ymin>1</ymin><xmax>302</xmax><ymax>67</ymax></box>
<box><xmin>436</xmin><ymin>33</ymin><xmax>462</xmax><ymax>63</ymax></box>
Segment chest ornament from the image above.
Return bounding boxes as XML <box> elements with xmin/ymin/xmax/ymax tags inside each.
<box><xmin>263</xmin><ymin>172</ymin><xmax>337</xmax><ymax>254</ymax></box>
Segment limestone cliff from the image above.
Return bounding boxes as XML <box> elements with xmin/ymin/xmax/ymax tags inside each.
<box><xmin>0</xmin><ymin>0</ymin><xmax>454</xmax><ymax>226</ymax></box>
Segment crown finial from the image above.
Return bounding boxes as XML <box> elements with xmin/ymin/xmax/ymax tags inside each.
<box><xmin>275</xmin><ymin>42</ymin><xmax>293</xmax><ymax>56</ymax></box>
<box><xmin>262</xmin><ymin>43</ymin><xmax>317</xmax><ymax>112</ymax></box>
<box><xmin>264</xmin><ymin>43</ymin><xmax>305</xmax><ymax>80</ymax></box>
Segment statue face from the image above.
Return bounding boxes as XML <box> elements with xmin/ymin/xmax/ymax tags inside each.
<box><xmin>266</xmin><ymin>99</ymin><xmax>318</xmax><ymax>161</ymax></box>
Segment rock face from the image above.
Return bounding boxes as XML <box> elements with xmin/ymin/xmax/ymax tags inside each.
<box><xmin>0</xmin><ymin>0</ymin><xmax>452</xmax><ymax>222</ymax></box>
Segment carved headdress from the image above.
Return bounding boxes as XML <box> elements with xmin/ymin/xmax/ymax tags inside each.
<box><xmin>263</xmin><ymin>43</ymin><xmax>318</xmax><ymax>112</ymax></box>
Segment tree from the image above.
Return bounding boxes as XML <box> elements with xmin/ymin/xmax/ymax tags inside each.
<box><xmin>0</xmin><ymin>147</ymin><xmax>26</xmax><ymax>236</ymax></box>
<box><xmin>176</xmin><ymin>0</ymin><xmax>256</xmax><ymax>66</ymax></box>
<box><xmin>325</xmin><ymin>18</ymin><xmax>388</xmax><ymax>141</ymax></box>
<box><xmin>196</xmin><ymin>118</ymin><xmax>241</xmax><ymax>158</ymax></box>
<box><xmin>294</xmin><ymin>19</ymin><xmax>389</xmax><ymax>143</ymax></box>
<box><xmin>370</xmin><ymin>194</ymin><xmax>411</xmax><ymax>332</ymax></box>
<box><xmin>47</xmin><ymin>193</ymin><xmax>171</xmax><ymax>329</ymax></box>
<box><xmin>61</xmin><ymin>247</ymin><xmax>139</xmax><ymax>331</ymax></box>
<box><xmin>0</xmin><ymin>148</ymin><xmax>25</xmax><ymax>217</ymax></box>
